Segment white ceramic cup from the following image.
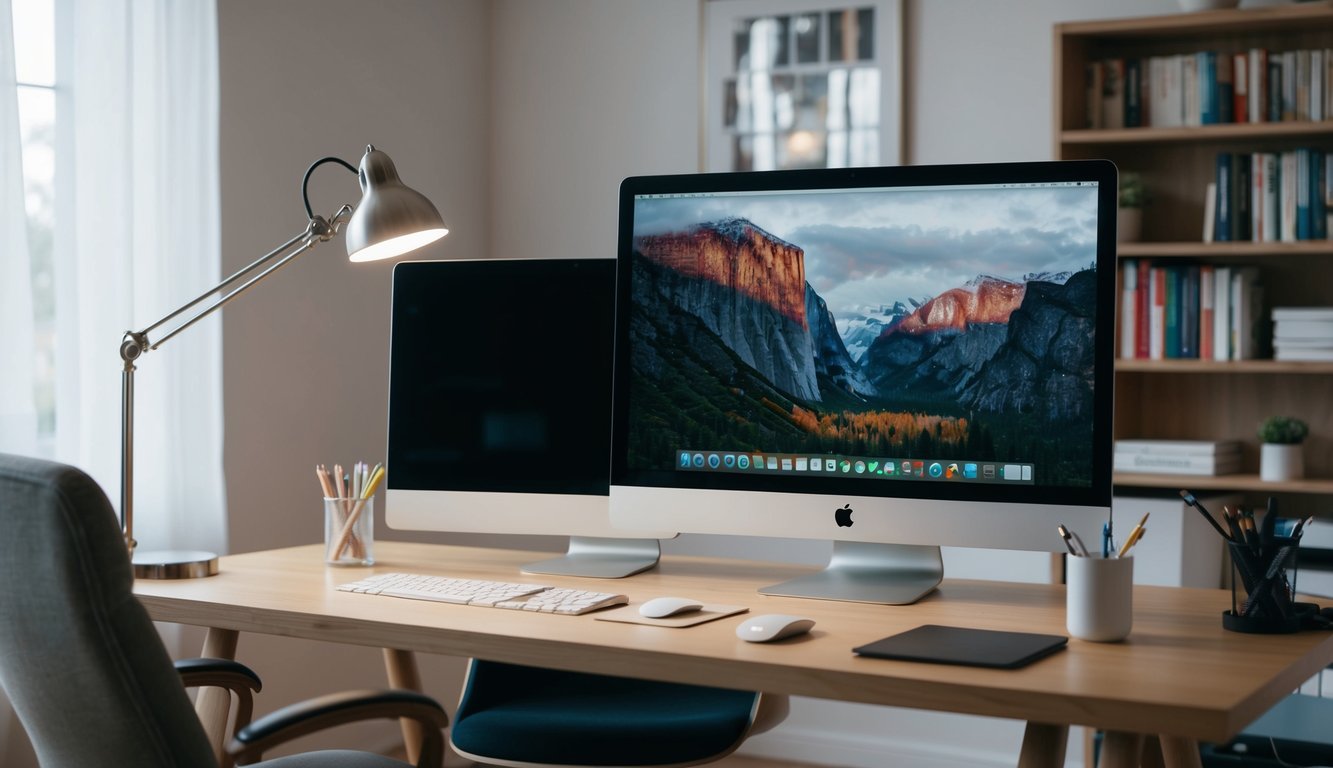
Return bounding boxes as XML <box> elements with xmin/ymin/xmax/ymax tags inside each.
<box><xmin>1066</xmin><ymin>555</ymin><xmax>1133</xmax><ymax>642</ymax></box>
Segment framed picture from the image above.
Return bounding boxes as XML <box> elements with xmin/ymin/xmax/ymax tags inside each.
<box><xmin>703</xmin><ymin>0</ymin><xmax>903</xmax><ymax>172</ymax></box>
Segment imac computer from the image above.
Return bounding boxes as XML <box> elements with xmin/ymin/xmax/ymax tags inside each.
<box><xmin>386</xmin><ymin>258</ymin><xmax>673</xmax><ymax>578</ymax></box>
<box><xmin>609</xmin><ymin>160</ymin><xmax>1117</xmax><ymax>604</ymax></box>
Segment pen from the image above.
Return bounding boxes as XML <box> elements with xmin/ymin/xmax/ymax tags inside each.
<box><xmin>1057</xmin><ymin>524</ymin><xmax>1082</xmax><ymax>556</ymax></box>
<box><xmin>1117</xmin><ymin>512</ymin><xmax>1149</xmax><ymax>558</ymax></box>
<box><xmin>1069</xmin><ymin>529</ymin><xmax>1091</xmax><ymax>558</ymax></box>
<box><xmin>1179</xmin><ymin>490</ymin><xmax>1231</xmax><ymax>541</ymax></box>
<box><xmin>1117</xmin><ymin>526</ymin><xmax>1145</xmax><ymax>558</ymax></box>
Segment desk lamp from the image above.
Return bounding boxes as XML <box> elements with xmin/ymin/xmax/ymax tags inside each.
<box><xmin>120</xmin><ymin>145</ymin><xmax>447</xmax><ymax>579</ymax></box>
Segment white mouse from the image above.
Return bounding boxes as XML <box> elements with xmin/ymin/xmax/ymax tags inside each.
<box><xmin>735</xmin><ymin>614</ymin><xmax>815</xmax><ymax>642</ymax></box>
<box><xmin>638</xmin><ymin>596</ymin><xmax>705</xmax><ymax>619</ymax></box>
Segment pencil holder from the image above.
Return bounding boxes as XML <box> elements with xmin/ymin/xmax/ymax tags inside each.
<box><xmin>325</xmin><ymin>496</ymin><xmax>374</xmax><ymax>566</ymax></box>
<box><xmin>1223</xmin><ymin>538</ymin><xmax>1300</xmax><ymax>634</ymax></box>
<box><xmin>1066</xmin><ymin>555</ymin><xmax>1134</xmax><ymax>642</ymax></box>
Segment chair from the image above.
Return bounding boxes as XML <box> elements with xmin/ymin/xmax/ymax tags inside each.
<box><xmin>0</xmin><ymin>452</ymin><xmax>449</xmax><ymax>767</ymax></box>
<box><xmin>449</xmin><ymin>660</ymin><xmax>788</xmax><ymax>767</ymax></box>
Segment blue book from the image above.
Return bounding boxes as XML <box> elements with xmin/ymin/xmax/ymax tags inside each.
<box><xmin>1215</xmin><ymin>153</ymin><xmax>1232</xmax><ymax>241</ymax></box>
<box><xmin>1200</xmin><ymin>52</ymin><xmax>1218</xmax><ymax>124</ymax></box>
<box><xmin>1297</xmin><ymin>148</ymin><xmax>1311</xmax><ymax>240</ymax></box>
<box><xmin>1312</xmin><ymin>148</ymin><xmax>1327</xmax><ymax>240</ymax></box>
<box><xmin>1164</xmin><ymin>267</ymin><xmax>1181</xmax><ymax>359</ymax></box>
<box><xmin>1180</xmin><ymin>266</ymin><xmax>1199</xmax><ymax>359</ymax></box>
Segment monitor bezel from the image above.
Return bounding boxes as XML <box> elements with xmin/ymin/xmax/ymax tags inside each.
<box><xmin>609</xmin><ymin>160</ymin><xmax>1118</xmax><ymax>515</ymax></box>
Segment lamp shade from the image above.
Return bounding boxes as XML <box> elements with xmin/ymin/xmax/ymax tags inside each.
<box><xmin>345</xmin><ymin>145</ymin><xmax>448</xmax><ymax>262</ymax></box>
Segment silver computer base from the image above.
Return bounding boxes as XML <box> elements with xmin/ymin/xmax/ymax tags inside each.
<box><xmin>760</xmin><ymin>540</ymin><xmax>943</xmax><ymax>605</ymax></box>
<box><xmin>521</xmin><ymin>536</ymin><xmax>662</xmax><ymax>579</ymax></box>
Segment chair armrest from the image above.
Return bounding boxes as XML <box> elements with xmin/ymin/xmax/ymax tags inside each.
<box><xmin>227</xmin><ymin>689</ymin><xmax>448</xmax><ymax>768</ymax></box>
<box><xmin>176</xmin><ymin>657</ymin><xmax>263</xmax><ymax>745</ymax></box>
<box><xmin>175</xmin><ymin>658</ymin><xmax>263</xmax><ymax>693</ymax></box>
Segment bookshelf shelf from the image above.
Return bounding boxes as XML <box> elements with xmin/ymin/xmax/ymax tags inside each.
<box><xmin>1115</xmin><ymin>359</ymin><xmax>1333</xmax><ymax>374</ymax></box>
<box><xmin>1115</xmin><ymin>473</ymin><xmax>1333</xmax><ymax>494</ymax></box>
<box><xmin>1118</xmin><ymin>241</ymin><xmax>1333</xmax><ymax>259</ymax></box>
<box><xmin>1062</xmin><ymin>121</ymin><xmax>1333</xmax><ymax>145</ymax></box>
<box><xmin>1058</xmin><ymin>6</ymin><xmax>1333</xmax><ymax>503</ymax></box>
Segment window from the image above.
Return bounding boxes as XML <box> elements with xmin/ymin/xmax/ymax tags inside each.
<box><xmin>11</xmin><ymin>0</ymin><xmax>57</xmax><ymax>443</ymax></box>
<box><xmin>704</xmin><ymin>0</ymin><xmax>901</xmax><ymax>173</ymax></box>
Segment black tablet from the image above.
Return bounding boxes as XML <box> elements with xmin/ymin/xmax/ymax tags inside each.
<box><xmin>853</xmin><ymin>625</ymin><xmax>1068</xmax><ymax>669</ymax></box>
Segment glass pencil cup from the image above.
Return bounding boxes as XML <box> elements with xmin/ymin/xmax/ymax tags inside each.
<box><xmin>325</xmin><ymin>496</ymin><xmax>374</xmax><ymax>566</ymax></box>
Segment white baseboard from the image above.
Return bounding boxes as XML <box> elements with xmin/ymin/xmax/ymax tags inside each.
<box><xmin>739</xmin><ymin>717</ymin><xmax>1087</xmax><ymax>768</ymax></box>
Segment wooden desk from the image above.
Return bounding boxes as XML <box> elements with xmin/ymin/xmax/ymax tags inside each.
<box><xmin>134</xmin><ymin>542</ymin><xmax>1333</xmax><ymax>768</ymax></box>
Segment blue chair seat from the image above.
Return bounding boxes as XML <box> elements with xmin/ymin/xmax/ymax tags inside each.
<box><xmin>450</xmin><ymin>661</ymin><xmax>763</xmax><ymax>767</ymax></box>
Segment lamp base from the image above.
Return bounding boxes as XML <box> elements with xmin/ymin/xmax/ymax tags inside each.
<box><xmin>133</xmin><ymin>549</ymin><xmax>219</xmax><ymax>580</ymax></box>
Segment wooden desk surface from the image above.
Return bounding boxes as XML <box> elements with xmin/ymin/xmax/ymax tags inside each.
<box><xmin>134</xmin><ymin>541</ymin><xmax>1333</xmax><ymax>744</ymax></box>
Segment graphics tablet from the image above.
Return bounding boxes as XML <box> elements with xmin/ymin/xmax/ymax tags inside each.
<box><xmin>853</xmin><ymin>625</ymin><xmax>1068</xmax><ymax>669</ymax></box>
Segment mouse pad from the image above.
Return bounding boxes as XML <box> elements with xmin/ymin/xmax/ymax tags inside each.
<box><xmin>853</xmin><ymin>625</ymin><xmax>1068</xmax><ymax>669</ymax></box>
<box><xmin>594</xmin><ymin>604</ymin><xmax>748</xmax><ymax>628</ymax></box>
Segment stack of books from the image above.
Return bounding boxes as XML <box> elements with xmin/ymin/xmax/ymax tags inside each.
<box><xmin>1113</xmin><ymin>439</ymin><xmax>1243</xmax><ymax>476</ymax></box>
<box><xmin>1273</xmin><ymin>307</ymin><xmax>1333</xmax><ymax>361</ymax></box>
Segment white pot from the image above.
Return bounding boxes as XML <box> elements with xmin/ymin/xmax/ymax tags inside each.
<box><xmin>1117</xmin><ymin>208</ymin><xmax>1142</xmax><ymax>243</ymax></box>
<box><xmin>1260</xmin><ymin>443</ymin><xmax>1303</xmax><ymax>482</ymax></box>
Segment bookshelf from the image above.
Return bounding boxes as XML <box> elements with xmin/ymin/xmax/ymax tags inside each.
<box><xmin>1055</xmin><ymin>5</ymin><xmax>1333</xmax><ymax>505</ymax></box>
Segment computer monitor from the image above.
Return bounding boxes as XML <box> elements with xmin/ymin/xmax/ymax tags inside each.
<box><xmin>386</xmin><ymin>258</ymin><xmax>673</xmax><ymax>578</ymax></box>
<box><xmin>609</xmin><ymin>160</ymin><xmax>1117</xmax><ymax>604</ymax></box>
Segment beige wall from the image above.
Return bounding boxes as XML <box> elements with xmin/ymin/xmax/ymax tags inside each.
<box><xmin>215</xmin><ymin>0</ymin><xmax>1168</xmax><ymax>762</ymax></box>
<box><xmin>217</xmin><ymin>0</ymin><xmax>491</xmax><ymax>753</ymax></box>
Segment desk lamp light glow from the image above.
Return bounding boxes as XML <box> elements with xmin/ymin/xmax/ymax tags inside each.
<box><xmin>120</xmin><ymin>145</ymin><xmax>447</xmax><ymax>579</ymax></box>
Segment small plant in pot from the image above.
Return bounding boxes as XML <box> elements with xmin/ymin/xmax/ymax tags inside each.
<box><xmin>1117</xmin><ymin>172</ymin><xmax>1147</xmax><ymax>243</ymax></box>
<box><xmin>1258</xmin><ymin>416</ymin><xmax>1308</xmax><ymax>482</ymax></box>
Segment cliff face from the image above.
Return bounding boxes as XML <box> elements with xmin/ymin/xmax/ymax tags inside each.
<box><xmin>632</xmin><ymin>219</ymin><xmax>820</xmax><ymax>402</ymax></box>
<box><xmin>888</xmin><ymin>276</ymin><xmax>1026</xmax><ymax>335</ymax></box>
<box><xmin>634</xmin><ymin>218</ymin><xmax>808</xmax><ymax>328</ymax></box>
<box><xmin>806</xmin><ymin>284</ymin><xmax>877</xmax><ymax>399</ymax></box>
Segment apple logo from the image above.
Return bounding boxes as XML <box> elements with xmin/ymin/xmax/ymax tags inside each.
<box><xmin>834</xmin><ymin>504</ymin><xmax>854</xmax><ymax>527</ymax></box>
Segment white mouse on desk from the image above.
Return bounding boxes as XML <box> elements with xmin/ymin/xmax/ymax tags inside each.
<box><xmin>638</xmin><ymin>596</ymin><xmax>705</xmax><ymax>619</ymax></box>
<box><xmin>736</xmin><ymin>614</ymin><xmax>815</xmax><ymax>642</ymax></box>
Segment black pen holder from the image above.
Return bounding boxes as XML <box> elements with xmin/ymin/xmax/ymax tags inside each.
<box><xmin>1223</xmin><ymin>537</ymin><xmax>1302</xmax><ymax>634</ymax></box>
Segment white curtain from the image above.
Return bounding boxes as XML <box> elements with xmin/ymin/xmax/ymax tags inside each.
<box><xmin>59</xmin><ymin>0</ymin><xmax>225</xmax><ymax>555</ymax></box>
<box><xmin>0</xmin><ymin>0</ymin><xmax>37</xmax><ymax>459</ymax></box>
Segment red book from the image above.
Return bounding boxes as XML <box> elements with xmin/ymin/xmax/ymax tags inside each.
<box><xmin>1199</xmin><ymin>265</ymin><xmax>1215</xmax><ymax>360</ymax></box>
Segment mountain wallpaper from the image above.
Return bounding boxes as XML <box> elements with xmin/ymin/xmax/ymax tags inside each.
<box><xmin>628</xmin><ymin>184</ymin><xmax>1101</xmax><ymax>486</ymax></box>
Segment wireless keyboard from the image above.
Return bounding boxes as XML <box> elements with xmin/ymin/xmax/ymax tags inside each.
<box><xmin>336</xmin><ymin>573</ymin><xmax>628</xmax><ymax>615</ymax></box>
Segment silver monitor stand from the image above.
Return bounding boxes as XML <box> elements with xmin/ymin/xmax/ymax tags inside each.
<box><xmin>759</xmin><ymin>540</ymin><xmax>943</xmax><ymax>605</ymax></box>
<box><xmin>522</xmin><ymin>536</ymin><xmax>662</xmax><ymax>579</ymax></box>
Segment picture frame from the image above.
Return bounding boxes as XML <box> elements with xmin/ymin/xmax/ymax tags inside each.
<box><xmin>702</xmin><ymin>0</ymin><xmax>903</xmax><ymax>172</ymax></box>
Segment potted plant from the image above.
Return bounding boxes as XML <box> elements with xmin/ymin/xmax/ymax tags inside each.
<box><xmin>1118</xmin><ymin>172</ymin><xmax>1147</xmax><ymax>243</ymax></box>
<box><xmin>1258</xmin><ymin>416</ymin><xmax>1308</xmax><ymax>482</ymax></box>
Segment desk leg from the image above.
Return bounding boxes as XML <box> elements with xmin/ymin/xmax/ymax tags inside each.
<box><xmin>383</xmin><ymin>648</ymin><xmax>425</xmax><ymax>765</ymax></box>
<box><xmin>1099</xmin><ymin>732</ymin><xmax>1144</xmax><ymax>768</ymax></box>
<box><xmin>1158</xmin><ymin>736</ymin><xmax>1202</xmax><ymax>768</ymax></box>
<box><xmin>196</xmin><ymin>628</ymin><xmax>240</xmax><ymax>768</ymax></box>
<box><xmin>1017</xmin><ymin>722</ymin><xmax>1067</xmax><ymax>767</ymax></box>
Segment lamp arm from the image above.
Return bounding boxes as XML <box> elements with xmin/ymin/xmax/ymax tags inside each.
<box><xmin>118</xmin><ymin>204</ymin><xmax>354</xmax><ymax>553</ymax></box>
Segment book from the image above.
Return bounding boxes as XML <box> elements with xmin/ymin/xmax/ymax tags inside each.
<box><xmin>1184</xmin><ymin>54</ymin><xmax>1200</xmax><ymax>127</ymax></box>
<box><xmin>1164</xmin><ymin>266</ymin><xmax>1181</xmax><ymax>358</ymax></box>
<box><xmin>1103</xmin><ymin>58</ymin><xmax>1126</xmax><ymax>129</ymax></box>
<box><xmin>1150</xmin><ymin>265</ymin><xmax>1165</xmax><ymax>359</ymax></box>
<box><xmin>1269</xmin><ymin>54</ymin><xmax>1283</xmax><ymax>121</ymax></box>
<box><xmin>1274</xmin><ymin>318</ymin><xmax>1333</xmax><ymax>340</ymax></box>
<box><xmin>1199</xmin><ymin>51</ymin><xmax>1219</xmax><ymax>125</ymax></box>
<box><xmin>1230</xmin><ymin>267</ymin><xmax>1264</xmax><ymax>360</ymax></box>
<box><xmin>1312</xmin><ymin>147</ymin><xmax>1327</xmax><ymax>240</ymax></box>
<box><xmin>1120</xmin><ymin>259</ymin><xmax>1137</xmax><ymax>359</ymax></box>
<box><xmin>1273</xmin><ymin>307</ymin><xmax>1333</xmax><ymax>321</ymax></box>
<box><xmin>1114</xmin><ymin>439</ymin><xmax>1242</xmax><ymax>456</ymax></box>
<box><xmin>1215</xmin><ymin>153</ymin><xmax>1233</xmax><ymax>241</ymax></box>
<box><xmin>1275</xmin><ymin>346</ymin><xmax>1333</xmax><ymax>361</ymax></box>
<box><xmin>1203</xmin><ymin>182</ymin><xmax>1217</xmax><ymax>244</ymax></box>
<box><xmin>1087</xmin><ymin>61</ymin><xmax>1104</xmax><ymax>128</ymax></box>
<box><xmin>1234</xmin><ymin>153</ymin><xmax>1252</xmax><ymax>241</ymax></box>
<box><xmin>1125</xmin><ymin>58</ymin><xmax>1143</xmax><ymax>127</ymax></box>
<box><xmin>1259</xmin><ymin>153</ymin><xmax>1279</xmax><ymax>243</ymax></box>
<box><xmin>1297</xmin><ymin>148</ymin><xmax>1311</xmax><ymax>240</ymax></box>
<box><xmin>1199</xmin><ymin>266</ymin><xmax>1215</xmax><ymax>360</ymax></box>
<box><xmin>1212</xmin><ymin>264</ymin><xmax>1232</xmax><ymax>361</ymax></box>
<box><xmin>1233</xmin><ymin>51</ymin><xmax>1249</xmax><ymax>124</ymax></box>
<box><xmin>1281</xmin><ymin>151</ymin><xmax>1298</xmax><ymax>242</ymax></box>
<box><xmin>1249</xmin><ymin>48</ymin><xmax>1268</xmax><ymax>123</ymax></box>
<box><xmin>1136</xmin><ymin>258</ymin><xmax>1151</xmax><ymax>359</ymax></box>
<box><xmin>1113</xmin><ymin>453</ymin><xmax>1242</xmax><ymax>475</ymax></box>
<box><xmin>1180</xmin><ymin>266</ymin><xmax>1199</xmax><ymax>358</ymax></box>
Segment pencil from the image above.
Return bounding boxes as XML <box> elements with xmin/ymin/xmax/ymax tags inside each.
<box><xmin>333</xmin><ymin>464</ymin><xmax>386</xmax><ymax>560</ymax></box>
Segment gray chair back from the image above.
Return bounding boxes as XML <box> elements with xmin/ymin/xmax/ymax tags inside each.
<box><xmin>0</xmin><ymin>453</ymin><xmax>218</xmax><ymax>767</ymax></box>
